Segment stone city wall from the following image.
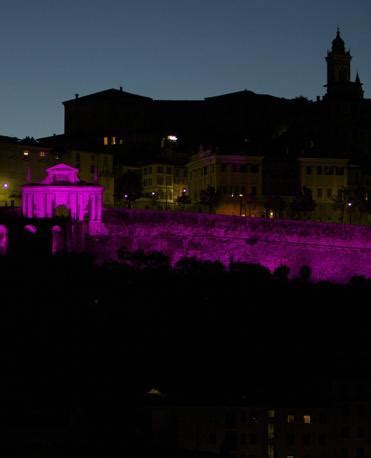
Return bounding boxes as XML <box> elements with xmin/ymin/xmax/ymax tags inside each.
<box><xmin>89</xmin><ymin>209</ymin><xmax>371</xmax><ymax>283</ymax></box>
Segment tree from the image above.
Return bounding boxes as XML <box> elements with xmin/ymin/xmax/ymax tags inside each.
<box><xmin>116</xmin><ymin>170</ymin><xmax>142</xmax><ymax>208</ymax></box>
<box><xmin>176</xmin><ymin>190</ymin><xmax>191</xmax><ymax>210</ymax></box>
<box><xmin>199</xmin><ymin>186</ymin><xmax>221</xmax><ymax>213</ymax></box>
<box><xmin>332</xmin><ymin>187</ymin><xmax>370</xmax><ymax>224</ymax></box>
<box><xmin>290</xmin><ymin>186</ymin><xmax>316</xmax><ymax>219</ymax></box>
<box><xmin>264</xmin><ymin>195</ymin><xmax>287</xmax><ymax>218</ymax></box>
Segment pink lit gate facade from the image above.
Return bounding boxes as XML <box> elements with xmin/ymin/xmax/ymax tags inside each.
<box><xmin>21</xmin><ymin>163</ymin><xmax>106</xmax><ymax>235</ymax></box>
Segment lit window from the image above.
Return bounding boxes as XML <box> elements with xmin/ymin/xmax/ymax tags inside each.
<box><xmin>327</xmin><ymin>188</ymin><xmax>332</xmax><ymax>198</ymax></box>
<box><xmin>103</xmin><ymin>137</ymin><xmax>109</xmax><ymax>145</ymax></box>
<box><xmin>23</xmin><ymin>150</ymin><xmax>29</xmax><ymax>156</ymax></box>
<box><xmin>268</xmin><ymin>410</ymin><xmax>275</xmax><ymax>418</ymax></box>
<box><xmin>287</xmin><ymin>415</ymin><xmax>295</xmax><ymax>423</ymax></box>
<box><xmin>111</xmin><ymin>136</ymin><xmax>116</xmax><ymax>145</ymax></box>
<box><xmin>39</xmin><ymin>151</ymin><xmax>46</xmax><ymax>157</ymax></box>
<box><xmin>167</xmin><ymin>135</ymin><xmax>178</xmax><ymax>142</ymax></box>
<box><xmin>304</xmin><ymin>415</ymin><xmax>311</xmax><ymax>424</ymax></box>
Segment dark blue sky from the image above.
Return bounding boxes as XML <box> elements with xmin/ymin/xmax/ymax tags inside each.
<box><xmin>0</xmin><ymin>0</ymin><xmax>370</xmax><ymax>138</ymax></box>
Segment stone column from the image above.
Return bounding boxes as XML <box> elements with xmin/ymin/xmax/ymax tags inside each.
<box><xmin>27</xmin><ymin>193</ymin><xmax>33</xmax><ymax>218</ymax></box>
<box><xmin>22</xmin><ymin>191</ymin><xmax>28</xmax><ymax>217</ymax></box>
<box><xmin>77</xmin><ymin>193</ymin><xmax>85</xmax><ymax>221</ymax></box>
<box><xmin>90</xmin><ymin>194</ymin><xmax>96</xmax><ymax>221</ymax></box>
<box><xmin>96</xmin><ymin>193</ymin><xmax>102</xmax><ymax>221</ymax></box>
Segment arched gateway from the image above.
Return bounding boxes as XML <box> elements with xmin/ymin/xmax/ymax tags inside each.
<box><xmin>22</xmin><ymin>163</ymin><xmax>107</xmax><ymax>235</ymax></box>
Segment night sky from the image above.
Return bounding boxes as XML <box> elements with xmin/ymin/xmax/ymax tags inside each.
<box><xmin>0</xmin><ymin>0</ymin><xmax>370</xmax><ymax>139</ymax></box>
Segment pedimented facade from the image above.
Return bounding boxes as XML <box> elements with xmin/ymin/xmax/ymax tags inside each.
<box><xmin>22</xmin><ymin>163</ymin><xmax>107</xmax><ymax>235</ymax></box>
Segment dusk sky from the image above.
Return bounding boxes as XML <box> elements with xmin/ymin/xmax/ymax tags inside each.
<box><xmin>0</xmin><ymin>0</ymin><xmax>370</xmax><ymax>139</ymax></box>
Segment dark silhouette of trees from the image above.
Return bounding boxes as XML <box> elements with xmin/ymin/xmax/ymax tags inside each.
<box><xmin>116</xmin><ymin>170</ymin><xmax>142</xmax><ymax>208</ymax></box>
<box><xmin>199</xmin><ymin>186</ymin><xmax>221</xmax><ymax>213</ymax></box>
<box><xmin>176</xmin><ymin>190</ymin><xmax>191</xmax><ymax>210</ymax></box>
<box><xmin>264</xmin><ymin>195</ymin><xmax>287</xmax><ymax>218</ymax></box>
<box><xmin>291</xmin><ymin>186</ymin><xmax>316</xmax><ymax>219</ymax></box>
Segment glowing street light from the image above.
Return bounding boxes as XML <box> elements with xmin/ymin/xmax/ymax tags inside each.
<box><xmin>3</xmin><ymin>183</ymin><xmax>8</xmax><ymax>189</ymax></box>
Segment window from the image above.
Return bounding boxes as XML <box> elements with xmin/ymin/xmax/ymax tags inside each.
<box><xmin>157</xmin><ymin>166</ymin><xmax>164</xmax><ymax>173</ymax></box>
<box><xmin>287</xmin><ymin>415</ymin><xmax>295</xmax><ymax>424</ymax></box>
<box><xmin>249</xmin><ymin>433</ymin><xmax>257</xmax><ymax>445</ymax></box>
<box><xmin>303</xmin><ymin>433</ymin><xmax>311</xmax><ymax>446</ymax></box>
<box><xmin>250</xmin><ymin>165</ymin><xmax>259</xmax><ymax>173</ymax></box>
<box><xmin>232</xmin><ymin>164</ymin><xmax>238</xmax><ymax>173</ymax></box>
<box><xmin>306</xmin><ymin>166</ymin><xmax>312</xmax><ymax>175</ymax></box>
<box><xmin>356</xmin><ymin>449</ymin><xmax>364</xmax><ymax>458</ymax></box>
<box><xmin>240</xmin><ymin>411</ymin><xmax>246</xmax><ymax>423</ymax></box>
<box><xmin>268</xmin><ymin>424</ymin><xmax>275</xmax><ymax>440</ymax></box>
<box><xmin>303</xmin><ymin>415</ymin><xmax>311</xmax><ymax>424</ymax></box>
<box><xmin>240</xmin><ymin>164</ymin><xmax>248</xmax><ymax>173</ymax></box>
<box><xmin>221</xmin><ymin>164</ymin><xmax>227</xmax><ymax>173</ymax></box>
<box><xmin>287</xmin><ymin>434</ymin><xmax>295</xmax><ymax>445</ymax></box>
<box><xmin>166</xmin><ymin>167</ymin><xmax>172</xmax><ymax>174</ymax></box>
<box><xmin>240</xmin><ymin>433</ymin><xmax>247</xmax><ymax>445</ymax></box>
<box><xmin>319</xmin><ymin>434</ymin><xmax>326</xmax><ymax>445</ymax></box>
<box><xmin>357</xmin><ymin>427</ymin><xmax>364</xmax><ymax>439</ymax></box>
<box><xmin>157</xmin><ymin>176</ymin><xmax>164</xmax><ymax>185</ymax></box>
<box><xmin>209</xmin><ymin>432</ymin><xmax>216</xmax><ymax>444</ymax></box>
<box><xmin>340</xmin><ymin>427</ymin><xmax>349</xmax><ymax>439</ymax></box>
<box><xmin>341</xmin><ymin>448</ymin><xmax>348</xmax><ymax>458</ymax></box>
<box><xmin>317</xmin><ymin>166</ymin><xmax>322</xmax><ymax>175</ymax></box>
<box><xmin>143</xmin><ymin>168</ymin><xmax>147</xmax><ymax>175</ymax></box>
<box><xmin>148</xmin><ymin>167</ymin><xmax>152</xmax><ymax>174</ymax></box>
<box><xmin>317</xmin><ymin>188</ymin><xmax>322</xmax><ymax>198</ymax></box>
<box><xmin>327</xmin><ymin>188</ymin><xmax>332</xmax><ymax>198</ymax></box>
<box><xmin>111</xmin><ymin>136</ymin><xmax>116</xmax><ymax>145</ymax></box>
<box><xmin>251</xmin><ymin>186</ymin><xmax>257</xmax><ymax>196</ymax></box>
<box><xmin>268</xmin><ymin>410</ymin><xmax>275</xmax><ymax>418</ymax></box>
<box><xmin>103</xmin><ymin>137</ymin><xmax>109</xmax><ymax>145</ymax></box>
<box><xmin>166</xmin><ymin>176</ymin><xmax>172</xmax><ymax>185</ymax></box>
<box><xmin>336</xmin><ymin>167</ymin><xmax>345</xmax><ymax>176</ymax></box>
<box><xmin>324</xmin><ymin>166</ymin><xmax>334</xmax><ymax>175</ymax></box>
<box><xmin>39</xmin><ymin>151</ymin><xmax>46</xmax><ymax>157</ymax></box>
<box><xmin>23</xmin><ymin>150</ymin><xmax>29</xmax><ymax>156</ymax></box>
<box><xmin>203</xmin><ymin>166</ymin><xmax>208</xmax><ymax>176</ymax></box>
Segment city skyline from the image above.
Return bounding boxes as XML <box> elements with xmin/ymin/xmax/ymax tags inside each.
<box><xmin>0</xmin><ymin>0</ymin><xmax>370</xmax><ymax>139</ymax></box>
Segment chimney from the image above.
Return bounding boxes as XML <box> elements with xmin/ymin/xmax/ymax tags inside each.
<box><xmin>75</xmin><ymin>93</ymin><xmax>79</xmax><ymax>99</ymax></box>
<box><xmin>120</xmin><ymin>86</ymin><xmax>123</xmax><ymax>92</ymax></box>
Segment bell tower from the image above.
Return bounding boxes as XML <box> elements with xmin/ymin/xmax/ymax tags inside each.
<box><xmin>324</xmin><ymin>28</ymin><xmax>363</xmax><ymax>99</ymax></box>
<box><xmin>326</xmin><ymin>28</ymin><xmax>351</xmax><ymax>85</ymax></box>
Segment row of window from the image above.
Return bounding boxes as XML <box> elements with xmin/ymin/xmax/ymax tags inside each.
<box><xmin>305</xmin><ymin>166</ymin><xmax>345</xmax><ymax>176</ymax></box>
<box><xmin>143</xmin><ymin>176</ymin><xmax>173</xmax><ymax>186</ymax></box>
<box><xmin>103</xmin><ymin>136</ymin><xmax>124</xmax><ymax>145</ymax></box>
<box><xmin>225</xmin><ymin>413</ymin><xmax>311</xmax><ymax>427</ymax></box>
<box><xmin>143</xmin><ymin>166</ymin><xmax>176</xmax><ymax>175</ymax></box>
<box><xmin>235</xmin><ymin>450</ymin><xmax>364</xmax><ymax>458</ymax></box>
<box><xmin>22</xmin><ymin>150</ymin><xmax>46</xmax><ymax>157</ymax></box>
<box><xmin>218</xmin><ymin>185</ymin><xmax>258</xmax><ymax>196</ymax></box>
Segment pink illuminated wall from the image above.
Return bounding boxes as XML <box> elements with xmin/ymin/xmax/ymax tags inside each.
<box><xmin>94</xmin><ymin>209</ymin><xmax>371</xmax><ymax>283</ymax></box>
<box><xmin>0</xmin><ymin>225</ymin><xmax>7</xmax><ymax>255</ymax></box>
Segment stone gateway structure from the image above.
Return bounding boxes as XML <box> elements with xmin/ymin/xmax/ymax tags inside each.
<box><xmin>22</xmin><ymin>163</ymin><xmax>107</xmax><ymax>235</ymax></box>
